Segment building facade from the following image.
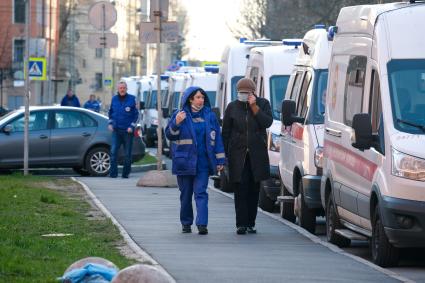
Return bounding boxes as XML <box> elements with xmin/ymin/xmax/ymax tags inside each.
<box><xmin>0</xmin><ymin>0</ymin><xmax>60</xmax><ymax>109</ymax></box>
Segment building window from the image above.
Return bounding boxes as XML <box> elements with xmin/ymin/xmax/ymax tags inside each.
<box><xmin>95</xmin><ymin>48</ymin><xmax>103</xmax><ymax>58</ymax></box>
<box><xmin>95</xmin><ymin>73</ymin><xmax>103</xmax><ymax>90</ymax></box>
<box><xmin>13</xmin><ymin>39</ymin><xmax>25</xmax><ymax>70</ymax></box>
<box><xmin>14</xmin><ymin>0</ymin><xmax>26</xmax><ymax>23</ymax></box>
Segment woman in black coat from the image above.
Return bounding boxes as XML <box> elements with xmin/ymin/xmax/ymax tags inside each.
<box><xmin>222</xmin><ymin>78</ymin><xmax>273</xmax><ymax>234</ymax></box>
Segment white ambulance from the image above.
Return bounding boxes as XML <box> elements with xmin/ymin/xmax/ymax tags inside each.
<box><xmin>320</xmin><ymin>2</ymin><xmax>425</xmax><ymax>267</ymax></box>
<box><xmin>245</xmin><ymin>40</ymin><xmax>301</xmax><ymax>212</ymax></box>
<box><xmin>278</xmin><ymin>26</ymin><xmax>332</xmax><ymax>233</ymax></box>
<box><xmin>141</xmin><ymin>75</ymin><xmax>169</xmax><ymax>147</ymax></box>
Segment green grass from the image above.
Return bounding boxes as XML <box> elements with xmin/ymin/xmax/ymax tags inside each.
<box><xmin>134</xmin><ymin>152</ymin><xmax>157</xmax><ymax>165</ymax></box>
<box><xmin>0</xmin><ymin>173</ymin><xmax>135</xmax><ymax>282</ymax></box>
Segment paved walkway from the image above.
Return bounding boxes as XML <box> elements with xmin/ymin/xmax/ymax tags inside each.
<box><xmin>77</xmin><ymin>173</ymin><xmax>407</xmax><ymax>283</ymax></box>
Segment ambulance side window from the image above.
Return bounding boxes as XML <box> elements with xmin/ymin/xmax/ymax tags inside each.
<box><xmin>249</xmin><ymin>67</ymin><xmax>259</xmax><ymax>85</ymax></box>
<box><xmin>290</xmin><ymin>71</ymin><xmax>304</xmax><ymax>102</ymax></box>
<box><xmin>297</xmin><ymin>72</ymin><xmax>312</xmax><ymax>118</ymax></box>
<box><xmin>344</xmin><ymin>56</ymin><xmax>367</xmax><ymax>126</ymax></box>
<box><xmin>369</xmin><ymin>69</ymin><xmax>385</xmax><ymax>155</ymax></box>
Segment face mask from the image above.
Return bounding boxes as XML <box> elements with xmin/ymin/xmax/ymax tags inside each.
<box><xmin>237</xmin><ymin>92</ymin><xmax>249</xmax><ymax>102</ymax></box>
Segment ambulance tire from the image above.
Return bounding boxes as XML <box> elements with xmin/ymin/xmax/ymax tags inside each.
<box><xmin>280</xmin><ymin>183</ymin><xmax>296</xmax><ymax>223</ymax></box>
<box><xmin>259</xmin><ymin>182</ymin><xmax>275</xmax><ymax>212</ymax></box>
<box><xmin>298</xmin><ymin>179</ymin><xmax>316</xmax><ymax>234</ymax></box>
<box><xmin>371</xmin><ymin>205</ymin><xmax>400</xmax><ymax>267</ymax></box>
<box><xmin>326</xmin><ymin>195</ymin><xmax>351</xmax><ymax>247</ymax></box>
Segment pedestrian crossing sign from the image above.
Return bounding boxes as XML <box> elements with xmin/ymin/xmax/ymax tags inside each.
<box><xmin>27</xmin><ymin>57</ymin><xmax>47</xmax><ymax>81</ymax></box>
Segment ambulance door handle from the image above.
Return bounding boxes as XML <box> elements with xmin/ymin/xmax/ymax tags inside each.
<box><xmin>325</xmin><ymin>127</ymin><xmax>341</xmax><ymax>138</ymax></box>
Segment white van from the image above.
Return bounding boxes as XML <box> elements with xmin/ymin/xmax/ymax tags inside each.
<box><xmin>142</xmin><ymin>75</ymin><xmax>169</xmax><ymax>147</ymax></box>
<box><xmin>245</xmin><ymin>40</ymin><xmax>301</xmax><ymax>212</ymax></box>
<box><xmin>278</xmin><ymin>27</ymin><xmax>332</xmax><ymax>233</ymax></box>
<box><xmin>320</xmin><ymin>2</ymin><xmax>425</xmax><ymax>267</ymax></box>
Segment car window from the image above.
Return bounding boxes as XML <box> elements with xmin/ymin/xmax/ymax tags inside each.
<box><xmin>369</xmin><ymin>70</ymin><xmax>382</xmax><ymax>133</ymax></box>
<box><xmin>344</xmin><ymin>56</ymin><xmax>367</xmax><ymax>127</ymax></box>
<box><xmin>9</xmin><ymin>111</ymin><xmax>48</xmax><ymax>132</ymax></box>
<box><xmin>54</xmin><ymin>111</ymin><xmax>87</xmax><ymax>129</ymax></box>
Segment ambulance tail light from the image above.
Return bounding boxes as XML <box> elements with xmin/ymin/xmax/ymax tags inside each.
<box><xmin>392</xmin><ymin>148</ymin><xmax>425</xmax><ymax>181</ymax></box>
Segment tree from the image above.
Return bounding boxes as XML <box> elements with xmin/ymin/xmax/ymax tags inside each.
<box><xmin>169</xmin><ymin>0</ymin><xmax>189</xmax><ymax>61</ymax></box>
<box><xmin>234</xmin><ymin>0</ymin><xmax>397</xmax><ymax>40</ymax></box>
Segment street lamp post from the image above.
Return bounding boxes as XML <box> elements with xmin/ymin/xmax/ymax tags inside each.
<box><xmin>24</xmin><ymin>0</ymin><xmax>31</xmax><ymax>175</ymax></box>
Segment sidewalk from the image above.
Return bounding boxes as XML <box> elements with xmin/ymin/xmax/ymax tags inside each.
<box><xmin>77</xmin><ymin>172</ymin><xmax>406</xmax><ymax>283</ymax></box>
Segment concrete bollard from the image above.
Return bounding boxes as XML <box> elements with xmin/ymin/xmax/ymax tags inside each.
<box><xmin>111</xmin><ymin>264</ymin><xmax>174</xmax><ymax>283</ymax></box>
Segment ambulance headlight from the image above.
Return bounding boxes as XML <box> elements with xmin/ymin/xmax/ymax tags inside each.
<box><xmin>270</xmin><ymin>133</ymin><xmax>281</xmax><ymax>152</ymax></box>
<box><xmin>392</xmin><ymin>148</ymin><xmax>425</xmax><ymax>181</ymax></box>
<box><xmin>314</xmin><ymin>146</ymin><xmax>324</xmax><ymax>168</ymax></box>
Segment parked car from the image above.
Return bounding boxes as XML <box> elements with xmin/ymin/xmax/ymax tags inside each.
<box><xmin>0</xmin><ymin>106</ymin><xmax>145</xmax><ymax>176</ymax></box>
<box><xmin>321</xmin><ymin>2</ymin><xmax>425</xmax><ymax>267</ymax></box>
<box><xmin>0</xmin><ymin>106</ymin><xmax>10</xmax><ymax>117</ymax></box>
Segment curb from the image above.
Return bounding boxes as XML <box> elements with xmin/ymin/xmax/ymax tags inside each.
<box><xmin>209</xmin><ymin>185</ymin><xmax>413</xmax><ymax>283</ymax></box>
<box><xmin>72</xmin><ymin>177</ymin><xmax>177</xmax><ymax>283</ymax></box>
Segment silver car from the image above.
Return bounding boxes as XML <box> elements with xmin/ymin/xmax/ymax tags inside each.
<box><xmin>0</xmin><ymin>106</ymin><xmax>145</xmax><ymax>176</ymax></box>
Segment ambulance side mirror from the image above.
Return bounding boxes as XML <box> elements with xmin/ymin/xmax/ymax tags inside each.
<box><xmin>351</xmin><ymin>113</ymin><xmax>373</xmax><ymax>151</ymax></box>
<box><xmin>281</xmin><ymin>100</ymin><xmax>304</xmax><ymax>126</ymax></box>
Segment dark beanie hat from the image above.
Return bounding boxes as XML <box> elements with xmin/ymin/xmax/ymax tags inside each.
<box><xmin>236</xmin><ymin>78</ymin><xmax>256</xmax><ymax>93</ymax></box>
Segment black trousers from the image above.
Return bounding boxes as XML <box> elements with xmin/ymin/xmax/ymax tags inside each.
<box><xmin>233</xmin><ymin>155</ymin><xmax>260</xmax><ymax>228</ymax></box>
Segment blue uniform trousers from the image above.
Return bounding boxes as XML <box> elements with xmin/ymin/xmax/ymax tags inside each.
<box><xmin>177</xmin><ymin>171</ymin><xmax>209</xmax><ymax>226</ymax></box>
<box><xmin>110</xmin><ymin>129</ymin><xmax>133</xmax><ymax>178</ymax></box>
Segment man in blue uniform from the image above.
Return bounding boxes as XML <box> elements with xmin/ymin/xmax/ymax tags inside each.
<box><xmin>61</xmin><ymin>89</ymin><xmax>81</xmax><ymax>107</ymax></box>
<box><xmin>84</xmin><ymin>94</ymin><xmax>101</xmax><ymax>112</ymax></box>
<box><xmin>108</xmin><ymin>81</ymin><xmax>139</xmax><ymax>178</ymax></box>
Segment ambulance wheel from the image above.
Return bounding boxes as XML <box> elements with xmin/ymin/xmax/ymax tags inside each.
<box><xmin>326</xmin><ymin>195</ymin><xmax>351</xmax><ymax>247</ymax></box>
<box><xmin>280</xmin><ymin>183</ymin><xmax>295</xmax><ymax>223</ymax></box>
<box><xmin>371</xmin><ymin>205</ymin><xmax>399</xmax><ymax>267</ymax></box>
<box><xmin>85</xmin><ymin>147</ymin><xmax>111</xmax><ymax>177</ymax></box>
<box><xmin>259</xmin><ymin>182</ymin><xmax>274</xmax><ymax>212</ymax></box>
<box><xmin>297</xmin><ymin>179</ymin><xmax>316</xmax><ymax>234</ymax></box>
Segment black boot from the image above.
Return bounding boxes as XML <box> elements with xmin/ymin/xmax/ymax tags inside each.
<box><xmin>182</xmin><ymin>225</ymin><xmax>192</xmax><ymax>233</ymax></box>
<box><xmin>197</xmin><ymin>225</ymin><xmax>208</xmax><ymax>235</ymax></box>
<box><xmin>236</xmin><ymin>227</ymin><xmax>247</xmax><ymax>235</ymax></box>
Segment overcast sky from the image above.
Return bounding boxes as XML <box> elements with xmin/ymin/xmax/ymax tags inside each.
<box><xmin>180</xmin><ymin>0</ymin><xmax>242</xmax><ymax>62</ymax></box>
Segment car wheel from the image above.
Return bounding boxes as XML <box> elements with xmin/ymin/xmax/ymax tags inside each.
<box><xmin>371</xmin><ymin>205</ymin><xmax>399</xmax><ymax>267</ymax></box>
<box><xmin>280</xmin><ymin>183</ymin><xmax>296</xmax><ymax>223</ymax></box>
<box><xmin>326</xmin><ymin>195</ymin><xmax>351</xmax><ymax>247</ymax></box>
<box><xmin>259</xmin><ymin>181</ymin><xmax>275</xmax><ymax>212</ymax></box>
<box><xmin>85</xmin><ymin>147</ymin><xmax>111</xmax><ymax>177</ymax></box>
<box><xmin>297</xmin><ymin>179</ymin><xmax>316</xmax><ymax>233</ymax></box>
<box><xmin>72</xmin><ymin>166</ymin><xmax>90</xmax><ymax>176</ymax></box>
<box><xmin>145</xmin><ymin>137</ymin><xmax>155</xmax><ymax>147</ymax></box>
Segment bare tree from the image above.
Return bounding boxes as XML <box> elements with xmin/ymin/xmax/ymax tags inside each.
<box><xmin>230</xmin><ymin>0</ymin><xmax>268</xmax><ymax>40</ymax></box>
<box><xmin>169</xmin><ymin>0</ymin><xmax>189</xmax><ymax>61</ymax></box>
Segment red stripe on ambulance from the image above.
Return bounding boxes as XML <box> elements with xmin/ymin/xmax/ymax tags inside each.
<box><xmin>324</xmin><ymin>139</ymin><xmax>377</xmax><ymax>181</ymax></box>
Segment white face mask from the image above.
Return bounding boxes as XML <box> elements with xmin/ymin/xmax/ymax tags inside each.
<box><xmin>237</xmin><ymin>92</ymin><xmax>249</xmax><ymax>102</ymax></box>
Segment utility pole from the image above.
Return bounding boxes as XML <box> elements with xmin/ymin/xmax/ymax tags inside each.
<box><xmin>155</xmin><ymin>8</ymin><xmax>163</xmax><ymax>171</ymax></box>
<box><xmin>24</xmin><ymin>0</ymin><xmax>31</xmax><ymax>175</ymax></box>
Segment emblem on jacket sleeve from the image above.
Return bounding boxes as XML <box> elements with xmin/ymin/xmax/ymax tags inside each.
<box><xmin>210</xmin><ymin>130</ymin><xmax>216</xmax><ymax>140</ymax></box>
<box><xmin>125</xmin><ymin>107</ymin><xmax>131</xmax><ymax>112</ymax></box>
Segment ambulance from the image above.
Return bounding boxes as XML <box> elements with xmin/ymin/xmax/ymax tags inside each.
<box><xmin>320</xmin><ymin>2</ymin><xmax>425</xmax><ymax>267</ymax></box>
<box><xmin>245</xmin><ymin>39</ymin><xmax>300</xmax><ymax>212</ymax></box>
<box><xmin>278</xmin><ymin>26</ymin><xmax>332</xmax><ymax>233</ymax></box>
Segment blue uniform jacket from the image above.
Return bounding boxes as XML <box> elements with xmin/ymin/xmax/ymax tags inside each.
<box><xmin>84</xmin><ymin>100</ymin><xmax>100</xmax><ymax>112</ymax></box>
<box><xmin>61</xmin><ymin>95</ymin><xmax>81</xmax><ymax>107</ymax></box>
<box><xmin>165</xmin><ymin>86</ymin><xmax>226</xmax><ymax>176</ymax></box>
<box><xmin>108</xmin><ymin>93</ymin><xmax>139</xmax><ymax>131</ymax></box>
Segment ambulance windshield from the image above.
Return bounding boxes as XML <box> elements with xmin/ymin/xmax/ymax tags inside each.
<box><xmin>388</xmin><ymin>59</ymin><xmax>425</xmax><ymax>134</ymax></box>
<box><xmin>270</xmin><ymin>75</ymin><xmax>290</xmax><ymax>120</ymax></box>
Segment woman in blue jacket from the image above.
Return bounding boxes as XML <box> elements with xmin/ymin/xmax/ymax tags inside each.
<box><xmin>165</xmin><ymin>86</ymin><xmax>225</xmax><ymax>235</ymax></box>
